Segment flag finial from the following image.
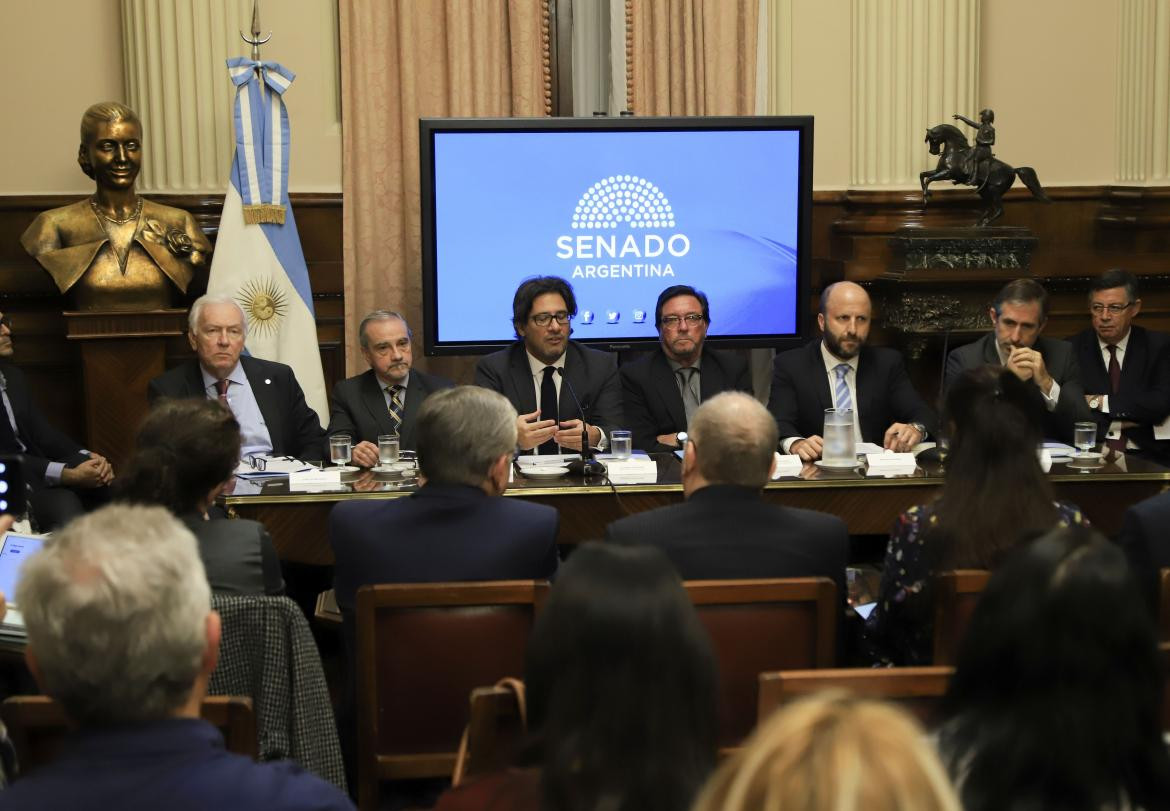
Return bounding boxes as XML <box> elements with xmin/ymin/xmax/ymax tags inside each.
<box><xmin>240</xmin><ymin>0</ymin><xmax>271</xmax><ymax>61</ymax></box>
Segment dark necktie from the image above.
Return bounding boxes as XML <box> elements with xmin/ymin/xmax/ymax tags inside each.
<box><xmin>539</xmin><ymin>366</ymin><xmax>559</xmax><ymax>455</ymax></box>
<box><xmin>387</xmin><ymin>385</ymin><xmax>405</xmax><ymax>436</ymax></box>
<box><xmin>216</xmin><ymin>379</ymin><xmax>230</xmax><ymax>406</ymax></box>
<box><xmin>1106</xmin><ymin>345</ymin><xmax>1125</xmax><ymax>452</ymax></box>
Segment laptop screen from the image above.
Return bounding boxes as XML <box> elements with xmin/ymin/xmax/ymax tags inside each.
<box><xmin>0</xmin><ymin>532</ymin><xmax>44</xmax><ymax>605</ymax></box>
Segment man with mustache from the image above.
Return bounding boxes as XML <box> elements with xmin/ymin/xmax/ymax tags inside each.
<box><xmin>769</xmin><ymin>281</ymin><xmax>935</xmax><ymax>462</ymax></box>
<box><xmin>326</xmin><ymin>310</ymin><xmax>453</xmax><ymax>465</ymax></box>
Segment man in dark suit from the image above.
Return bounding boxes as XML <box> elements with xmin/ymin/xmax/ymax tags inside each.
<box><xmin>148</xmin><ymin>295</ymin><xmax>325</xmax><ymax>461</ymax></box>
<box><xmin>621</xmin><ymin>284</ymin><xmax>752</xmax><ymax>453</ymax></box>
<box><xmin>326</xmin><ymin>310</ymin><xmax>453</xmax><ymax>464</ymax></box>
<box><xmin>474</xmin><ymin>276</ymin><xmax>622</xmax><ymax>454</ymax></box>
<box><xmin>1116</xmin><ymin>490</ymin><xmax>1170</xmax><ymax>614</ymax></box>
<box><xmin>606</xmin><ymin>391</ymin><xmax>847</xmax><ymax>596</ymax></box>
<box><xmin>1067</xmin><ymin>269</ymin><xmax>1170</xmax><ymax>458</ymax></box>
<box><xmin>769</xmin><ymin>281</ymin><xmax>935</xmax><ymax>461</ymax></box>
<box><xmin>0</xmin><ymin>310</ymin><xmax>113</xmax><ymax>530</ymax></box>
<box><xmin>945</xmin><ymin>278</ymin><xmax>1091</xmax><ymax>443</ymax></box>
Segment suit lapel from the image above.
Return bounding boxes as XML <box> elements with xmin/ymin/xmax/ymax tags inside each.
<box><xmin>400</xmin><ymin>373</ymin><xmax>427</xmax><ymax>447</ymax></box>
<box><xmin>185</xmin><ymin>362</ymin><xmax>206</xmax><ymax>397</ymax></box>
<box><xmin>980</xmin><ymin>333</ymin><xmax>1001</xmax><ymax>366</ymax></box>
<box><xmin>1120</xmin><ymin>328</ymin><xmax>1147</xmax><ymax>397</ymax></box>
<box><xmin>509</xmin><ymin>345</ymin><xmax>538</xmax><ymax>415</ymax></box>
<box><xmin>652</xmin><ymin>352</ymin><xmax>687</xmax><ymax>430</ymax></box>
<box><xmin>809</xmin><ymin>341</ymin><xmax>833</xmax><ymax>413</ymax></box>
<box><xmin>242</xmin><ymin>358</ymin><xmax>283</xmax><ymax>449</ymax></box>
<box><xmin>360</xmin><ymin>371</ymin><xmax>396</xmax><ymax>435</ymax></box>
<box><xmin>1080</xmin><ymin>334</ymin><xmax>1109</xmax><ymax>392</ymax></box>
<box><xmin>559</xmin><ymin>344</ymin><xmax>585</xmax><ymax>423</ymax></box>
<box><xmin>854</xmin><ymin>349</ymin><xmax>877</xmax><ymax>439</ymax></box>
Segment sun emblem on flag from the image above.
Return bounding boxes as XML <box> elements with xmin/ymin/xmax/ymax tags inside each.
<box><xmin>236</xmin><ymin>279</ymin><xmax>288</xmax><ymax>336</ymax></box>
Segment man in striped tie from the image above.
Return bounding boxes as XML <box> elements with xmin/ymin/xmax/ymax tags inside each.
<box><xmin>768</xmin><ymin>282</ymin><xmax>935</xmax><ymax>462</ymax></box>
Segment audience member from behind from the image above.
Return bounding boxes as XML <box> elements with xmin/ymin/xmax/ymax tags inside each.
<box><xmin>4</xmin><ymin>504</ymin><xmax>353</xmax><ymax>810</ymax></box>
<box><xmin>939</xmin><ymin>526</ymin><xmax>1170</xmax><ymax>811</ymax></box>
<box><xmin>606</xmin><ymin>392</ymin><xmax>847</xmax><ymax>598</ymax></box>
<box><xmin>865</xmin><ymin>365</ymin><xmax>1087</xmax><ymax>665</ymax></box>
<box><xmin>434</xmin><ymin>542</ymin><xmax>717</xmax><ymax>811</ymax></box>
<box><xmin>694</xmin><ymin>691</ymin><xmax>961</xmax><ymax>811</ymax></box>
<box><xmin>117</xmin><ymin>398</ymin><xmax>284</xmax><ymax>595</ymax></box>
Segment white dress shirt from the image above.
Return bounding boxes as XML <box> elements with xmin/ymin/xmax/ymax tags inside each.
<box><xmin>201</xmin><ymin>363</ymin><xmax>274</xmax><ymax>459</ymax></box>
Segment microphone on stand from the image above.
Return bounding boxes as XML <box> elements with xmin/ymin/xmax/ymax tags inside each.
<box><xmin>556</xmin><ymin>368</ymin><xmax>607</xmax><ymax>477</ymax></box>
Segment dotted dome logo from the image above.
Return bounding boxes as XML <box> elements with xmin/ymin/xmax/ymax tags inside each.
<box><xmin>571</xmin><ymin>175</ymin><xmax>676</xmax><ymax>230</ymax></box>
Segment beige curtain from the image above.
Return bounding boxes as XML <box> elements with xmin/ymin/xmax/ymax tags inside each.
<box><xmin>626</xmin><ymin>0</ymin><xmax>759</xmax><ymax>115</ymax></box>
<box><xmin>339</xmin><ymin>1</ymin><xmax>550</xmax><ymax>379</ymax></box>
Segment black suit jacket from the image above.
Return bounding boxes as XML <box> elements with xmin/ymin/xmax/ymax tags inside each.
<box><xmin>767</xmin><ymin>340</ymin><xmax>936</xmax><ymax>445</ymax></box>
<box><xmin>148</xmin><ymin>355</ymin><xmax>325</xmax><ymax>461</ymax></box>
<box><xmin>0</xmin><ymin>362</ymin><xmax>88</xmax><ymax>481</ymax></box>
<box><xmin>326</xmin><ymin>368</ymin><xmax>454</xmax><ymax>452</ymax></box>
<box><xmin>605</xmin><ymin>485</ymin><xmax>849</xmax><ymax>599</ymax></box>
<box><xmin>945</xmin><ymin>333</ymin><xmax>1091</xmax><ymax>443</ymax></box>
<box><xmin>1117</xmin><ymin>490</ymin><xmax>1170</xmax><ymax>614</ymax></box>
<box><xmin>180</xmin><ymin>513</ymin><xmax>285</xmax><ymax>596</ymax></box>
<box><xmin>620</xmin><ymin>346</ymin><xmax>752</xmax><ymax>452</ymax></box>
<box><xmin>1067</xmin><ymin>325</ymin><xmax>1170</xmax><ymax>451</ymax></box>
<box><xmin>473</xmin><ymin>341</ymin><xmax>624</xmax><ymax>440</ymax></box>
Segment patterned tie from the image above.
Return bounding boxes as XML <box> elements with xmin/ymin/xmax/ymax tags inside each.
<box><xmin>677</xmin><ymin>367</ymin><xmax>700</xmax><ymax>425</ymax></box>
<box><xmin>833</xmin><ymin>363</ymin><xmax>852</xmax><ymax>412</ymax></box>
<box><xmin>387</xmin><ymin>385</ymin><xmax>405</xmax><ymax>436</ymax></box>
<box><xmin>1106</xmin><ymin>345</ymin><xmax>1125</xmax><ymax>452</ymax></box>
<box><xmin>216</xmin><ymin>379</ymin><xmax>230</xmax><ymax>406</ymax></box>
<box><xmin>539</xmin><ymin>366</ymin><xmax>559</xmax><ymax>455</ymax></box>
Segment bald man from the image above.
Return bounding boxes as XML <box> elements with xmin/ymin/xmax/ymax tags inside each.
<box><xmin>768</xmin><ymin>282</ymin><xmax>936</xmax><ymax>461</ymax></box>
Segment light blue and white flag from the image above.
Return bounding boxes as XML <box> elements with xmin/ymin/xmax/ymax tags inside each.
<box><xmin>208</xmin><ymin>57</ymin><xmax>327</xmax><ymax>426</ymax></box>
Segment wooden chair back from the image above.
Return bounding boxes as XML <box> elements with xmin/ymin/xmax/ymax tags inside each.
<box><xmin>932</xmin><ymin>570</ymin><xmax>990</xmax><ymax>665</ymax></box>
<box><xmin>355</xmin><ymin>580</ymin><xmax>550</xmax><ymax>811</ymax></box>
<box><xmin>684</xmin><ymin>578</ymin><xmax>836</xmax><ymax>748</ymax></box>
<box><xmin>460</xmin><ymin>682</ymin><xmax>528</xmax><ymax>782</ymax></box>
<box><xmin>0</xmin><ymin>695</ymin><xmax>256</xmax><ymax>776</ymax></box>
<box><xmin>758</xmin><ymin>666</ymin><xmax>953</xmax><ymax>728</ymax></box>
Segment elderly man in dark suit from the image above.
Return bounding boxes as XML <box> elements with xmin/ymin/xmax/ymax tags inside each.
<box><xmin>607</xmin><ymin>391</ymin><xmax>848</xmax><ymax>593</ymax></box>
<box><xmin>326</xmin><ymin>310</ymin><xmax>453</xmax><ymax>465</ymax></box>
<box><xmin>769</xmin><ymin>281</ymin><xmax>936</xmax><ymax>461</ymax></box>
<box><xmin>148</xmin><ymin>294</ymin><xmax>325</xmax><ymax>461</ymax></box>
<box><xmin>945</xmin><ymin>278</ymin><xmax>1091</xmax><ymax>443</ymax></box>
<box><xmin>474</xmin><ymin>276</ymin><xmax>623</xmax><ymax>454</ymax></box>
<box><xmin>620</xmin><ymin>284</ymin><xmax>752</xmax><ymax>453</ymax></box>
<box><xmin>1067</xmin><ymin>269</ymin><xmax>1170</xmax><ymax>458</ymax></box>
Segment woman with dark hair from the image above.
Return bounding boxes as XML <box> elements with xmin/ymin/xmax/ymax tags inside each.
<box><xmin>434</xmin><ymin>542</ymin><xmax>719</xmax><ymax>811</ymax></box>
<box><xmin>116</xmin><ymin>398</ymin><xmax>284</xmax><ymax>595</ymax></box>
<box><xmin>939</xmin><ymin>526</ymin><xmax>1170</xmax><ymax>810</ymax></box>
<box><xmin>864</xmin><ymin>365</ymin><xmax>1086</xmax><ymax>664</ymax></box>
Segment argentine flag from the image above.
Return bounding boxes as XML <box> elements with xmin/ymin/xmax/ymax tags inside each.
<box><xmin>207</xmin><ymin>57</ymin><xmax>327</xmax><ymax>426</ymax></box>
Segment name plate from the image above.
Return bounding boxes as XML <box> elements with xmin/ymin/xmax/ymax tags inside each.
<box><xmin>771</xmin><ymin>452</ymin><xmax>803</xmax><ymax>479</ymax></box>
<box><xmin>289</xmin><ymin>468</ymin><xmax>342</xmax><ymax>489</ymax></box>
<box><xmin>864</xmin><ymin>452</ymin><xmax>917</xmax><ymax>477</ymax></box>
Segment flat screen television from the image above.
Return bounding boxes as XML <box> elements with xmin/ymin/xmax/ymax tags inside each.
<box><xmin>419</xmin><ymin>115</ymin><xmax>814</xmax><ymax>355</ymax></box>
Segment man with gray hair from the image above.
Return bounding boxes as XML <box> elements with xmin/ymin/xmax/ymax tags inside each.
<box><xmin>326</xmin><ymin>310</ymin><xmax>453</xmax><ymax>463</ymax></box>
<box><xmin>149</xmin><ymin>293</ymin><xmax>325</xmax><ymax>460</ymax></box>
<box><xmin>330</xmin><ymin>385</ymin><xmax>559</xmax><ymax>624</ymax></box>
<box><xmin>3</xmin><ymin>503</ymin><xmax>353</xmax><ymax>810</ymax></box>
<box><xmin>606</xmin><ymin>392</ymin><xmax>847</xmax><ymax>594</ymax></box>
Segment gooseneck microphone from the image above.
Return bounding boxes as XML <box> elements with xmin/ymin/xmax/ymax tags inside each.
<box><xmin>556</xmin><ymin>368</ymin><xmax>607</xmax><ymax>477</ymax></box>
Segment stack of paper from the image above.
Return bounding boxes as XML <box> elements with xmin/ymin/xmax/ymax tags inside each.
<box><xmin>771</xmin><ymin>452</ymin><xmax>803</xmax><ymax>479</ymax></box>
<box><xmin>599</xmin><ymin>453</ymin><xmax>658</xmax><ymax>484</ymax></box>
<box><xmin>235</xmin><ymin>456</ymin><xmax>315</xmax><ymax>479</ymax></box>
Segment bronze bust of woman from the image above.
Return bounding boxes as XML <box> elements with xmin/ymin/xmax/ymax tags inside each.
<box><xmin>20</xmin><ymin>102</ymin><xmax>212</xmax><ymax>311</ymax></box>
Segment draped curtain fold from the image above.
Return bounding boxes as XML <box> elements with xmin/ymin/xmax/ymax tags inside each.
<box><xmin>339</xmin><ymin>0</ymin><xmax>550</xmax><ymax>378</ymax></box>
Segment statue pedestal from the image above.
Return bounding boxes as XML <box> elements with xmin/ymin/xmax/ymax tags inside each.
<box><xmin>888</xmin><ymin>226</ymin><xmax>1038</xmax><ymax>273</ymax></box>
<box><xmin>63</xmin><ymin>309</ymin><xmax>187</xmax><ymax>470</ymax></box>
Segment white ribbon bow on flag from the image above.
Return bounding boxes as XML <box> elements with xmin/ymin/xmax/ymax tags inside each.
<box><xmin>227</xmin><ymin>57</ymin><xmax>295</xmax><ymax>225</ymax></box>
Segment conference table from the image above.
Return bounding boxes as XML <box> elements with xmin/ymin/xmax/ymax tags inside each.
<box><xmin>222</xmin><ymin>452</ymin><xmax>1170</xmax><ymax>567</ymax></box>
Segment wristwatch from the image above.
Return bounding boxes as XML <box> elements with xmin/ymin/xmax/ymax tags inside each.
<box><xmin>908</xmin><ymin>422</ymin><xmax>927</xmax><ymax>439</ymax></box>
<box><xmin>675</xmin><ymin>431</ymin><xmax>688</xmax><ymax>446</ymax></box>
<box><xmin>1088</xmin><ymin>396</ymin><xmax>1101</xmax><ymax>410</ymax></box>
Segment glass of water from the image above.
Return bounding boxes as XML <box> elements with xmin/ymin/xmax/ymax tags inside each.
<box><xmin>822</xmin><ymin>408</ymin><xmax>856</xmax><ymax>466</ymax></box>
<box><xmin>1073</xmin><ymin>421</ymin><xmax>1098</xmax><ymax>458</ymax></box>
<box><xmin>610</xmin><ymin>430</ymin><xmax>633</xmax><ymax>459</ymax></box>
<box><xmin>378</xmin><ymin>434</ymin><xmax>400</xmax><ymax>465</ymax></box>
<box><xmin>329</xmin><ymin>434</ymin><xmax>352</xmax><ymax>468</ymax></box>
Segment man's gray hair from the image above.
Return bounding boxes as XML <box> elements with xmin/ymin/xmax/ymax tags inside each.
<box><xmin>358</xmin><ymin>310</ymin><xmax>411</xmax><ymax>348</ymax></box>
<box><xmin>188</xmin><ymin>294</ymin><xmax>248</xmax><ymax>337</ymax></box>
<box><xmin>17</xmin><ymin>504</ymin><xmax>212</xmax><ymax>726</ymax></box>
<box><xmin>688</xmin><ymin>391</ymin><xmax>778</xmax><ymax>489</ymax></box>
<box><xmin>416</xmin><ymin>386</ymin><xmax>518</xmax><ymax>487</ymax></box>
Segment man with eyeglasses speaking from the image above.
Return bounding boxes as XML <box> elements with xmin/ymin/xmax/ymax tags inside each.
<box><xmin>474</xmin><ymin>276</ymin><xmax>623</xmax><ymax>454</ymax></box>
<box><xmin>1067</xmin><ymin>269</ymin><xmax>1170</xmax><ymax>458</ymax></box>
<box><xmin>620</xmin><ymin>285</ymin><xmax>751</xmax><ymax>453</ymax></box>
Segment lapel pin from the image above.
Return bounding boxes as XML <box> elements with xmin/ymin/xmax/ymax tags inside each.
<box><xmin>264</xmin><ymin>379</ymin><xmax>272</xmax><ymax>384</ymax></box>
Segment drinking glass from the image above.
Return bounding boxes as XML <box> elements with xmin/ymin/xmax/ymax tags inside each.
<box><xmin>1073</xmin><ymin>421</ymin><xmax>1097</xmax><ymax>458</ymax></box>
<box><xmin>378</xmin><ymin>434</ymin><xmax>400</xmax><ymax>465</ymax></box>
<box><xmin>822</xmin><ymin>408</ymin><xmax>856</xmax><ymax>466</ymax></box>
<box><xmin>329</xmin><ymin>434</ymin><xmax>352</xmax><ymax>468</ymax></box>
<box><xmin>610</xmin><ymin>430</ymin><xmax>632</xmax><ymax>459</ymax></box>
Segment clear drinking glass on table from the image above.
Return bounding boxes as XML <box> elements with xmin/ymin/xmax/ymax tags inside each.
<box><xmin>822</xmin><ymin>408</ymin><xmax>856</xmax><ymax>466</ymax></box>
<box><xmin>610</xmin><ymin>430</ymin><xmax>632</xmax><ymax>459</ymax></box>
<box><xmin>329</xmin><ymin>434</ymin><xmax>352</xmax><ymax>469</ymax></box>
<box><xmin>378</xmin><ymin>434</ymin><xmax>400</xmax><ymax>465</ymax></box>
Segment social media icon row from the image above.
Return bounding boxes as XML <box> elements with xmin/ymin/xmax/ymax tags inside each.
<box><xmin>580</xmin><ymin>309</ymin><xmax>647</xmax><ymax>325</ymax></box>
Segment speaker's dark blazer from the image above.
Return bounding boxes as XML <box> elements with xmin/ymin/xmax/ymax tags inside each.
<box><xmin>473</xmin><ymin>341</ymin><xmax>623</xmax><ymax>441</ymax></box>
<box><xmin>1117</xmin><ymin>490</ymin><xmax>1170</xmax><ymax>613</ymax></box>
<box><xmin>329</xmin><ymin>483</ymin><xmax>560</xmax><ymax>616</ymax></box>
<box><xmin>148</xmin><ymin>355</ymin><xmax>325</xmax><ymax>461</ymax></box>
<box><xmin>180</xmin><ymin>513</ymin><xmax>285</xmax><ymax>596</ymax></box>
<box><xmin>768</xmin><ymin>340</ymin><xmax>936</xmax><ymax>445</ymax></box>
<box><xmin>605</xmin><ymin>484</ymin><xmax>849</xmax><ymax>600</ymax></box>
<box><xmin>326</xmin><ymin>368</ymin><xmax>454</xmax><ymax>453</ymax></box>
<box><xmin>1067</xmin><ymin>325</ymin><xmax>1170</xmax><ymax>452</ymax></box>
<box><xmin>0</xmin><ymin>361</ymin><xmax>88</xmax><ymax>481</ymax></box>
<box><xmin>945</xmin><ymin>332</ymin><xmax>1091</xmax><ymax>443</ymax></box>
<box><xmin>620</xmin><ymin>346</ymin><xmax>752</xmax><ymax>452</ymax></box>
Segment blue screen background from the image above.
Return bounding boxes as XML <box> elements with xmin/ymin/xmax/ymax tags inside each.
<box><xmin>432</xmin><ymin>128</ymin><xmax>802</xmax><ymax>344</ymax></box>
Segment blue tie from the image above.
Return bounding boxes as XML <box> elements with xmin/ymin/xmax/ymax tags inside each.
<box><xmin>834</xmin><ymin>363</ymin><xmax>852</xmax><ymax>412</ymax></box>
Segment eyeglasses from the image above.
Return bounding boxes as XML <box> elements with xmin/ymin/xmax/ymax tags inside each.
<box><xmin>660</xmin><ymin>313</ymin><xmax>704</xmax><ymax>328</ymax></box>
<box><xmin>1090</xmin><ymin>303</ymin><xmax>1133</xmax><ymax>315</ymax></box>
<box><xmin>530</xmin><ymin>312</ymin><xmax>571</xmax><ymax>327</ymax></box>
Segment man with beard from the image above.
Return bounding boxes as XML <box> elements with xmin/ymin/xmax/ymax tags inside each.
<box><xmin>768</xmin><ymin>282</ymin><xmax>935</xmax><ymax>461</ymax></box>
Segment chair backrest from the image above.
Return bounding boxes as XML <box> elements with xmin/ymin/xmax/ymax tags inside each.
<box><xmin>0</xmin><ymin>695</ymin><xmax>256</xmax><ymax>776</ymax></box>
<box><xmin>932</xmin><ymin>570</ymin><xmax>991</xmax><ymax>666</ymax></box>
<box><xmin>758</xmin><ymin>666</ymin><xmax>953</xmax><ymax>728</ymax></box>
<box><xmin>684</xmin><ymin>578</ymin><xmax>836</xmax><ymax>748</ymax></box>
<box><xmin>1159</xmin><ymin>569</ymin><xmax>1170</xmax><ymax>642</ymax></box>
<box><xmin>356</xmin><ymin>580</ymin><xmax>550</xmax><ymax>810</ymax></box>
<box><xmin>460</xmin><ymin>682</ymin><xmax>528</xmax><ymax>782</ymax></box>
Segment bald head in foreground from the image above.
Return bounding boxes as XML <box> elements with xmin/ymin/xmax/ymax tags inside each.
<box><xmin>605</xmin><ymin>391</ymin><xmax>848</xmax><ymax>593</ymax></box>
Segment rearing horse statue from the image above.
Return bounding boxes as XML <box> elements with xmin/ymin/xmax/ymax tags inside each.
<box><xmin>921</xmin><ymin>123</ymin><xmax>1049</xmax><ymax>226</ymax></box>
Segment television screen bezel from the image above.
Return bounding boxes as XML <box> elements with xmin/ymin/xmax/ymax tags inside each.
<box><xmin>419</xmin><ymin>114</ymin><xmax>814</xmax><ymax>356</ymax></box>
